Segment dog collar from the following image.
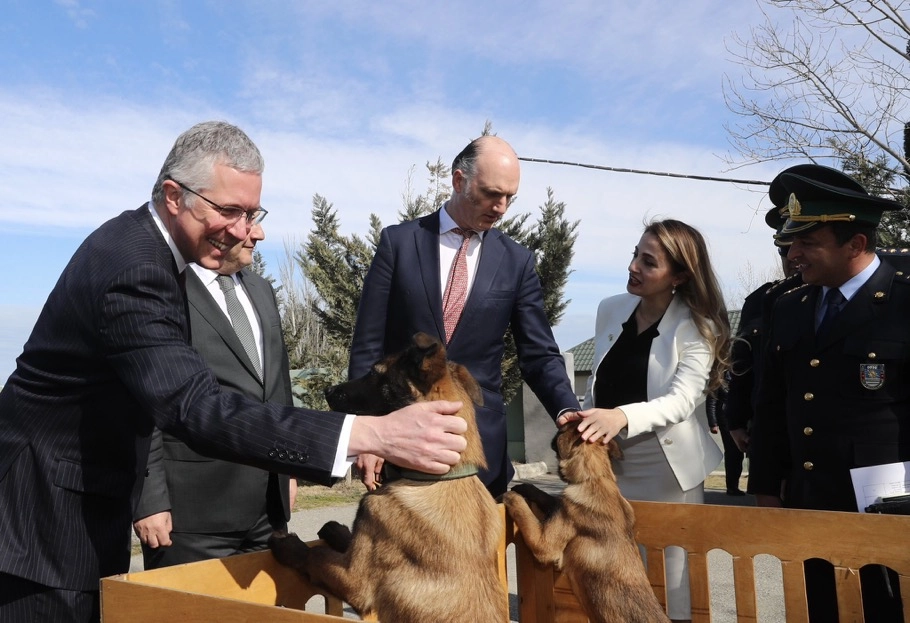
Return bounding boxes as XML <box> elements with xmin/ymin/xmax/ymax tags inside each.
<box><xmin>387</xmin><ymin>463</ymin><xmax>479</xmax><ymax>481</ymax></box>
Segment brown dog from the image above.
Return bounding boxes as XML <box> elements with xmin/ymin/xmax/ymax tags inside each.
<box><xmin>269</xmin><ymin>332</ymin><xmax>508</xmax><ymax>622</ymax></box>
<box><xmin>503</xmin><ymin>423</ymin><xmax>669</xmax><ymax>623</ymax></box>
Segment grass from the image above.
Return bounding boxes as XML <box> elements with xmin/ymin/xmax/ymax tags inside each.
<box><xmin>293</xmin><ymin>479</ymin><xmax>366</xmax><ymax>511</ymax></box>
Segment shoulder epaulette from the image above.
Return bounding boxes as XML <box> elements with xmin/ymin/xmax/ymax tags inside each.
<box><xmin>781</xmin><ymin>282</ymin><xmax>810</xmax><ymax>298</ymax></box>
<box><xmin>765</xmin><ymin>274</ymin><xmax>801</xmax><ymax>297</ymax></box>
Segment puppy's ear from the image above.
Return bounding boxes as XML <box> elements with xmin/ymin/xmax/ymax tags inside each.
<box><xmin>408</xmin><ymin>333</ymin><xmax>441</xmax><ymax>372</ymax></box>
<box><xmin>450</xmin><ymin>363</ymin><xmax>483</xmax><ymax>406</ymax></box>
<box><xmin>606</xmin><ymin>439</ymin><xmax>624</xmax><ymax>461</ymax></box>
<box><xmin>412</xmin><ymin>332</ymin><xmax>442</xmax><ymax>354</ymax></box>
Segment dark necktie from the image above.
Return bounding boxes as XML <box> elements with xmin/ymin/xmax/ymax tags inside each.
<box><xmin>816</xmin><ymin>288</ymin><xmax>845</xmax><ymax>338</ymax></box>
<box><xmin>217</xmin><ymin>274</ymin><xmax>262</xmax><ymax>380</ymax></box>
<box><xmin>442</xmin><ymin>228</ymin><xmax>475</xmax><ymax>344</ymax></box>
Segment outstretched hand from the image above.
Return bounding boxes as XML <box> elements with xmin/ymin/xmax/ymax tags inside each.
<box><xmin>349</xmin><ymin>400</ymin><xmax>467</xmax><ymax>475</ymax></box>
<box><xmin>572</xmin><ymin>407</ymin><xmax>628</xmax><ymax>445</ymax></box>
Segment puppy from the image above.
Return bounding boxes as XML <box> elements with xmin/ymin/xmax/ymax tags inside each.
<box><xmin>503</xmin><ymin>423</ymin><xmax>669</xmax><ymax>623</ymax></box>
<box><xmin>269</xmin><ymin>332</ymin><xmax>508</xmax><ymax>623</ymax></box>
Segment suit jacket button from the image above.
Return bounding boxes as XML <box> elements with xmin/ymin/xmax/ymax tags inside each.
<box><xmin>809</xmin><ymin>359</ymin><xmax>820</xmax><ymax>367</ymax></box>
<box><xmin>287</xmin><ymin>451</ymin><xmax>298</xmax><ymax>461</ymax></box>
<box><xmin>268</xmin><ymin>449</ymin><xmax>278</xmax><ymax>459</ymax></box>
<box><xmin>803</xmin><ymin>427</ymin><xmax>814</xmax><ymax>436</ymax></box>
<box><xmin>278</xmin><ymin>450</ymin><xmax>288</xmax><ymax>460</ymax></box>
<box><xmin>299</xmin><ymin>453</ymin><xmax>308</xmax><ymax>463</ymax></box>
<box><xmin>803</xmin><ymin>461</ymin><xmax>814</xmax><ymax>470</ymax></box>
<box><xmin>804</xmin><ymin>392</ymin><xmax>814</xmax><ymax>401</ymax></box>
<box><xmin>662</xmin><ymin>438</ymin><xmax>673</xmax><ymax>445</ymax></box>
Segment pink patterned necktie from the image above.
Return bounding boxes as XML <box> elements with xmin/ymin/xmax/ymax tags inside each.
<box><xmin>442</xmin><ymin>228</ymin><xmax>475</xmax><ymax>343</ymax></box>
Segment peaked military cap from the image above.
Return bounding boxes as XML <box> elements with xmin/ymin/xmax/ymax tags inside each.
<box><xmin>768</xmin><ymin>164</ymin><xmax>903</xmax><ymax>236</ymax></box>
<box><xmin>765</xmin><ymin>205</ymin><xmax>792</xmax><ymax>248</ymax></box>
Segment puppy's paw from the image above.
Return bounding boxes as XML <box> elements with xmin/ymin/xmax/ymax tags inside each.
<box><xmin>268</xmin><ymin>531</ymin><xmax>310</xmax><ymax>570</ymax></box>
<box><xmin>508</xmin><ymin>484</ymin><xmax>559</xmax><ymax>517</ymax></box>
<box><xmin>317</xmin><ymin>520</ymin><xmax>353</xmax><ymax>553</ymax></box>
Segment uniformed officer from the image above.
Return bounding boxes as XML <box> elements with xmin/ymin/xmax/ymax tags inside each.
<box><xmin>725</xmin><ymin>203</ymin><xmax>799</xmax><ymax>462</ymax></box>
<box><xmin>750</xmin><ymin>164</ymin><xmax>907</xmax><ymax>622</ymax></box>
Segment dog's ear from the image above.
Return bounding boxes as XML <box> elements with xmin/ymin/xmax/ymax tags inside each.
<box><xmin>606</xmin><ymin>438</ymin><xmax>624</xmax><ymax>461</ymax></box>
<box><xmin>412</xmin><ymin>332</ymin><xmax>442</xmax><ymax>354</ymax></box>
<box><xmin>407</xmin><ymin>333</ymin><xmax>441</xmax><ymax>373</ymax></box>
<box><xmin>450</xmin><ymin>363</ymin><xmax>483</xmax><ymax>406</ymax></box>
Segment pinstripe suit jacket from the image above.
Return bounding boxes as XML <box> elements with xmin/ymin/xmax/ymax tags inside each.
<box><xmin>0</xmin><ymin>205</ymin><xmax>342</xmax><ymax>590</ymax></box>
<box><xmin>134</xmin><ymin>267</ymin><xmax>293</xmax><ymax>534</ymax></box>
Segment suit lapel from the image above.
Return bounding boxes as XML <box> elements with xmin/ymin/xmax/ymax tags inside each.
<box><xmin>817</xmin><ymin>263</ymin><xmax>894</xmax><ymax>349</ymax></box>
<box><xmin>186</xmin><ymin>270</ymin><xmax>263</xmax><ymax>387</ymax></box>
<box><xmin>468</xmin><ymin>229</ymin><xmax>503</xmax><ymax>314</ymax></box>
<box><xmin>416</xmin><ymin>212</ymin><xmax>445</xmax><ymax>340</ymax></box>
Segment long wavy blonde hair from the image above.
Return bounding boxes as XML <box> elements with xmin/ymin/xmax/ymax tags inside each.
<box><xmin>644</xmin><ymin>219</ymin><xmax>731</xmax><ymax>394</ymax></box>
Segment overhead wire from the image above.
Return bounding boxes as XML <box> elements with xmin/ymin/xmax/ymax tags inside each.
<box><xmin>517</xmin><ymin>156</ymin><xmax>771</xmax><ymax>186</ymax></box>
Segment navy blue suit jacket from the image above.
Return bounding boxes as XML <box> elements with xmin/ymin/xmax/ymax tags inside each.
<box><xmin>0</xmin><ymin>206</ymin><xmax>343</xmax><ymax>590</ymax></box>
<box><xmin>349</xmin><ymin>209</ymin><xmax>578</xmax><ymax>495</ymax></box>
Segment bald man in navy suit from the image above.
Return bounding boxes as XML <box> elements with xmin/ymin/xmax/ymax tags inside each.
<box><xmin>0</xmin><ymin>121</ymin><xmax>467</xmax><ymax>622</ymax></box>
<box><xmin>349</xmin><ymin>136</ymin><xmax>579</xmax><ymax>497</ymax></box>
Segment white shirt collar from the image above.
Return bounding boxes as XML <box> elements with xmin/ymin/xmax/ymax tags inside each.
<box><xmin>188</xmin><ymin>262</ymin><xmax>224</xmax><ymax>286</ymax></box>
<box><xmin>148</xmin><ymin>202</ymin><xmax>187</xmax><ymax>273</ymax></box>
<box><xmin>439</xmin><ymin>203</ymin><xmax>485</xmax><ymax>240</ymax></box>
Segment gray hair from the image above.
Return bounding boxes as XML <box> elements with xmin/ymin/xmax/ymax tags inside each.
<box><xmin>151</xmin><ymin>121</ymin><xmax>264</xmax><ymax>207</ymax></box>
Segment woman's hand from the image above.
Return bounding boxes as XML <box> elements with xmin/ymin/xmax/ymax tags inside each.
<box><xmin>575</xmin><ymin>407</ymin><xmax>628</xmax><ymax>444</ymax></box>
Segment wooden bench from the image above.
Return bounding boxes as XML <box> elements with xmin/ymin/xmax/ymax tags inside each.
<box><xmin>511</xmin><ymin>500</ymin><xmax>910</xmax><ymax>622</ymax></box>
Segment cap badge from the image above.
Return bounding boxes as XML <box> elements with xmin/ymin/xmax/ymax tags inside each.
<box><xmin>788</xmin><ymin>193</ymin><xmax>802</xmax><ymax>217</ymax></box>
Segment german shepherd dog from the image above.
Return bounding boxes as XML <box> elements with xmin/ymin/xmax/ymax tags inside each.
<box><xmin>269</xmin><ymin>333</ymin><xmax>508</xmax><ymax>622</ymax></box>
<box><xmin>503</xmin><ymin>423</ymin><xmax>669</xmax><ymax>623</ymax></box>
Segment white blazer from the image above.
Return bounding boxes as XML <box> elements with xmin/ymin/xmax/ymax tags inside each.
<box><xmin>583</xmin><ymin>292</ymin><xmax>723</xmax><ymax>491</ymax></box>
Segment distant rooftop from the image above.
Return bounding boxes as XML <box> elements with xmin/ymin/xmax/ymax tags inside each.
<box><xmin>568</xmin><ymin>309</ymin><xmax>742</xmax><ymax>372</ymax></box>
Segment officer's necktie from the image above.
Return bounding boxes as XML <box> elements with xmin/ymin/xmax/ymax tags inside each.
<box><xmin>442</xmin><ymin>228</ymin><xmax>475</xmax><ymax>344</ymax></box>
<box><xmin>217</xmin><ymin>274</ymin><xmax>262</xmax><ymax>380</ymax></box>
<box><xmin>816</xmin><ymin>287</ymin><xmax>845</xmax><ymax>338</ymax></box>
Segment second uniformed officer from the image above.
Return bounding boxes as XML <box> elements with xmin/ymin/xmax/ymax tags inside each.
<box><xmin>750</xmin><ymin>164</ymin><xmax>908</xmax><ymax>622</ymax></box>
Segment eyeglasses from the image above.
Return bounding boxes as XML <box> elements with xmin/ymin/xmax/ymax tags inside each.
<box><xmin>169</xmin><ymin>179</ymin><xmax>268</xmax><ymax>226</ymax></box>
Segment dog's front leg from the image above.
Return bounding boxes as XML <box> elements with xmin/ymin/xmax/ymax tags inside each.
<box><xmin>268</xmin><ymin>531</ymin><xmax>316</xmax><ymax>581</ymax></box>
<box><xmin>504</xmin><ymin>491</ymin><xmax>573</xmax><ymax>567</ymax></box>
<box><xmin>301</xmin><ymin>543</ymin><xmax>376</xmax><ymax>617</ymax></box>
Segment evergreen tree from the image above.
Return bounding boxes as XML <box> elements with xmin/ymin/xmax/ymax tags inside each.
<box><xmin>833</xmin><ymin>141</ymin><xmax>910</xmax><ymax>247</ymax></box>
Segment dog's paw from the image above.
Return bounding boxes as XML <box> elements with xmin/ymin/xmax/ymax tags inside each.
<box><xmin>508</xmin><ymin>484</ymin><xmax>560</xmax><ymax>516</ymax></box>
<box><xmin>317</xmin><ymin>520</ymin><xmax>353</xmax><ymax>553</ymax></box>
<box><xmin>268</xmin><ymin>531</ymin><xmax>310</xmax><ymax>568</ymax></box>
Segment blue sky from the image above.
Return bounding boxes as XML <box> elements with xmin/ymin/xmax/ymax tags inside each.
<box><xmin>0</xmin><ymin>1</ymin><xmax>795</xmax><ymax>383</ymax></box>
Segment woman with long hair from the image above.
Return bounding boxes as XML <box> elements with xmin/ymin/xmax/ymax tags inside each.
<box><xmin>559</xmin><ymin>219</ymin><xmax>731</xmax><ymax>622</ymax></box>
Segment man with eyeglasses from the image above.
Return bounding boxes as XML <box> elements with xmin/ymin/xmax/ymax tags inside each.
<box><xmin>348</xmin><ymin>135</ymin><xmax>580</xmax><ymax>498</ymax></box>
<box><xmin>0</xmin><ymin>121</ymin><xmax>467</xmax><ymax>622</ymax></box>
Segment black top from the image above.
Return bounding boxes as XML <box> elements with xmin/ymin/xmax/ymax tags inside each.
<box><xmin>593</xmin><ymin>310</ymin><xmax>660</xmax><ymax>409</ymax></box>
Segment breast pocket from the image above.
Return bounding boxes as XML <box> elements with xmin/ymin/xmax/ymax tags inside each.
<box><xmin>840</xmin><ymin>339</ymin><xmax>910</xmax><ymax>401</ymax></box>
